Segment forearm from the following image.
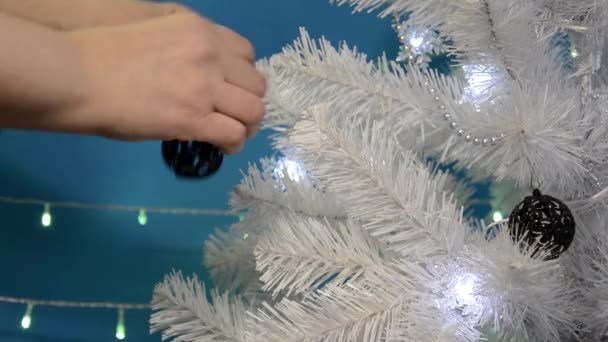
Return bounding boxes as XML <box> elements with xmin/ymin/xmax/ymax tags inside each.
<box><xmin>0</xmin><ymin>0</ymin><xmax>181</xmax><ymax>30</ymax></box>
<box><xmin>0</xmin><ymin>13</ymin><xmax>84</xmax><ymax>132</ymax></box>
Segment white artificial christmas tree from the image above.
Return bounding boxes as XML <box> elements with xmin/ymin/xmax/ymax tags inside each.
<box><xmin>150</xmin><ymin>0</ymin><xmax>608</xmax><ymax>340</ymax></box>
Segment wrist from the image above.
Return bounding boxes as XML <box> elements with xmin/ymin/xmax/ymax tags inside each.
<box><xmin>47</xmin><ymin>31</ymin><xmax>106</xmax><ymax>136</ymax></box>
<box><xmin>0</xmin><ymin>14</ymin><xmax>88</xmax><ymax>134</ymax></box>
<box><xmin>0</xmin><ymin>0</ymin><xmax>191</xmax><ymax>31</ymax></box>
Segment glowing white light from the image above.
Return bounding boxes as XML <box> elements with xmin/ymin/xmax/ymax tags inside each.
<box><xmin>454</xmin><ymin>274</ymin><xmax>477</xmax><ymax>303</ymax></box>
<box><xmin>446</xmin><ymin>272</ymin><xmax>482</xmax><ymax>319</ymax></box>
<box><xmin>41</xmin><ymin>203</ymin><xmax>52</xmax><ymax>228</ymax></box>
<box><xmin>462</xmin><ymin>64</ymin><xmax>501</xmax><ymax>105</ymax></box>
<box><xmin>273</xmin><ymin>159</ymin><xmax>305</xmax><ymax>182</ymax></box>
<box><xmin>21</xmin><ymin>304</ymin><xmax>33</xmax><ymax>330</ymax></box>
<box><xmin>21</xmin><ymin>315</ymin><xmax>31</xmax><ymax>329</ymax></box>
<box><xmin>406</xmin><ymin>27</ymin><xmax>434</xmax><ymax>54</ymax></box>
<box><xmin>410</xmin><ymin>37</ymin><xmax>424</xmax><ymax>48</ymax></box>
<box><xmin>493</xmin><ymin>211</ymin><xmax>504</xmax><ymax>222</ymax></box>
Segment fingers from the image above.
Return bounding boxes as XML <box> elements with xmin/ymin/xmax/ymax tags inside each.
<box><xmin>214</xmin><ymin>24</ymin><xmax>256</xmax><ymax>62</ymax></box>
<box><xmin>192</xmin><ymin>112</ymin><xmax>246</xmax><ymax>154</ymax></box>
<box><xmin>213</xmin><ymin>82</ymin><xmax>265</xmax><ymax>138</ymax></box>
<box><xmin>164</xmin><ymin>15</ymin><xmax>264</xmax><ymax>152</ymax></box>
<box><xmin>220</xmin><ymin>56</ymin><xmax>266</xmax><ymax>97</ymax></box>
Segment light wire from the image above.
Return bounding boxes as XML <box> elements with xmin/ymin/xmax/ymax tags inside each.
<box><xmin>0</xmin><ymin>195</ymin><xmax>237</xmax><ymax>217</ymax></box>
<box><xmin>0</xmin><ymin>296</ymin><xmax>150</xmax><ymax>310</ymax></box>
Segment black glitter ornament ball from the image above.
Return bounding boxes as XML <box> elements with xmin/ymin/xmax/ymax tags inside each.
<box><xmin>161</xmin><ymin>140</ymin><xmax>223</xmax><ymax>179</ymax></box>
<box><xmin>508</xmin><ymin>189</ymin><xmax>575</xmax><ymax>260</ymax></box>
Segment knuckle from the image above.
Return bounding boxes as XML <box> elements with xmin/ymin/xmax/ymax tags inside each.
<box><xmin>250</xmin><ymin>99</ymin><xmax>266</xmax><ymax>123</ymax></box>
<box><xmin>185</xmin><ymin>70</ymin><xmax>219</xmax><ymax>96</ymax></box>
<box><xmin>187</xmin><ymin>37</ymin><xmax>216</xmax><ymax>60</ymax></box>
<box><xmin>180</xmin><ymin>16</ymin><xmax>216</xmax><ymax>55</ymax></box>
<box><xmin>244</xmin><ymin>41</ymin><xmax>256</xmax><ymax>59</ymax></box>
<box><xmin>247</xmin><ymin>124</ymin><xmax>260</xmax><ymax>139</ymax></box>
<box><xmin>194</xmin><ymin>77</ymin><xmax>213</xmax><ymax>94</ymax></box>
<box><xmin>255</xmin><ymin>74</ymin><xmax>267</xmax><ymax>97</ymax></box>
<box><xmin>158</xmin><ymin>2</ymin><xmax>191</xmax><ymax>14</ymax></box>
<box><xmin>227</xmin><ymin>124</ymin><xmax>247</xmax><ymax>145</ymax></box>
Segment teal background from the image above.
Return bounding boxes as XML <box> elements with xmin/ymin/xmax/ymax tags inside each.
<box><xmin>0</xmin><ymin>1</ymin><xmax>395</xmax><ymax>341</ymax></box>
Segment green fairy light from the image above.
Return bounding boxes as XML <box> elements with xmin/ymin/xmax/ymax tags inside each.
<box><xmin>116</xmin><ymin>308</ymin><xmax>126</xmax><ymax>340</ymax></box>
<box><xmin>138</xmin><ymin>209</ymin><xmax>148</xmax><ymax>226</ymax></box>
<box><xmin>41</xmin><ymin>203</ymin><xmax>52</xmax><ymax>228</ymax></box>
<box><xmin>21</xmin><ymin>304</ymin><xmax>33</xmax><ymax>329</ymax></box>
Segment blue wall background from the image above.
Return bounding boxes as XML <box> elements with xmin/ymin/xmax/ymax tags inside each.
<box><xmin>0</xmin><ymin>1</ymin><xmax>395</xmax><ymax>341</ymax></box>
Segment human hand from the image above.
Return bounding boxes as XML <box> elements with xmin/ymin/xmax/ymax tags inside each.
<box><xmin>62</xmin><ymin>12</ymin><xmax>266</xmax><ymax>154</ymax></box>
<box><xmin>0</xmin><ymin>0</ymin><xmax>190</xmax><ymax>30</ymax></box>
<box><xmin>64</xmin><ymin>0</ymin><xmax>190</xmax><ymax>29</ymax></box>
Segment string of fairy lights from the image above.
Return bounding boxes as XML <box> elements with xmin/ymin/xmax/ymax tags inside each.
<box><xmin>0</xmin><ymin>195</ymin><xmax>241</xmax><ymax>339</ymax></box>
<box><xmin>0</xmin><ymin>160</ymin><xmax>306</xmax><ymax>339</ymax></box>
<box><xmin>0</xmin><ymin>159</ymin><xmax>506</xmax><ymax>340</ymax></box>
<box><xmin>0</xmin><ymin>195</ymin><xmax>238</xmax><ymax>228</ymax></box>
<box><xmin>0</xmin><ymin>296</ymin><xmax>150</xmax><ymax>340</ymax></box>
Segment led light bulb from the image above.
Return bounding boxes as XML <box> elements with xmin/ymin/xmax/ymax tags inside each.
<box><xmin>41</xmin><ymin>203</ymin><xmax>52</xmax><ymax>228</ymax></box>
<box><xmin>492</xmin><ymin>211</ymin><xmax>504</xmax><ymax>222</ymax></box>
<box><xmin>116</xmin><ymin>308</ymin><xmax>126</xmax><ymax>340</ymax></box>
<box><xmin>138</xmin><ymin>209</ymin><xmax>148</xmax><ymax>226</ymax></box>
<box><xmin>21</xmin><ymin>304</ymin><xmax>33</xmax><ymax>329</ymax></box>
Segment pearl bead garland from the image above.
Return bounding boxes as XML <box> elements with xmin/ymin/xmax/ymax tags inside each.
<box><xmin>426</xmin><ymin>85</ymin><xmax>508</xmax><ymax>146</ymax></box>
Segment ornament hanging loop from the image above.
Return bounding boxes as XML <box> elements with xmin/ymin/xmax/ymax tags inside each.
<box><xmin>527</xmin><ymin>154</ymin><xmax>543</xmax><ymax>192</ymax></box>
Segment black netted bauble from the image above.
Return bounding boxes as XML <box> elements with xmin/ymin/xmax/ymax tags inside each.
<box><xmin>161</xmin><ymin>140</ymin><xmax>223</xmax><ymax>178</ymax></box>
<box><xmin>508</xmin><ymin>189</ymin><xmax>575</xmax><ymax>260</ymax></box>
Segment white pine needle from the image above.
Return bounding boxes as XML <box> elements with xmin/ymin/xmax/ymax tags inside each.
<box><xmin>261</xmin><ymin>28</ymin><xmax>596</xmax><ymax>200</ymax></box>
<box><xmin>246</xmin><ymin>269</ymin><xmax>451</xmax><ymax>342</ymax></box>
<box><xmin>466</xmin><ymin>227</ymin><xmax>579</xmax><ymax>341</ymax></box>
<box><xmin>151</xmin><ymin>272</ymin><xmax>247</xmax><ymax>342</ymax></box>
<box><xmin>591</xmin><ymin>250</ymin><xmax>608</xmax><ymax>338</ymax></box>
<box><xmin>589</xmin><ymin>243</ymin><xmax>608</xmax><ymax>339</ymax></box>
<box><xmin>329</xmin><ymin>0</ymin><xmax>458</xmax><ymax>26</ymax></box>
<box><xmin>258</xmin><ymin>29</ymin><xmax>429</xmax><ymax>148</ymax></box>
<box><xmin>152</xmin><ymin>0</ymin><xmax>608</xmax><ymax>340</ymax></box>
<box><xmin>205</xmin><ymin>228</ymin><xmax>258</xmax><ymax>294</ymax></box>
<box><xmin>572</xmin><ymin>212</ymin><xmax>608</xmax><ymax>339</ymax></box>
<box><xmin>288</xmin><ymin>104</ymin><xmax>467</xmax><ymax>257</ymax></box>
<box><xmin>255</xmin><ymin>212</ymin><xmax>388</xmax><ymax>296</ymax></box>
<box><xmin>231</xmin><ymin>158</ymin><xmax>345</xmax><ymax>219</ymax></box>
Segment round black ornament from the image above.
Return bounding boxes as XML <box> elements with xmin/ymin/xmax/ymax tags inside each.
<box><xmin>161</xmin><ymin>140</ymin><xmax>223</xmax><ymax>179</ymax></box>
<box><xmin>508</xmin><ymin>189</ymin><xmax>575</xmax><ymax>260</ymax></box>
